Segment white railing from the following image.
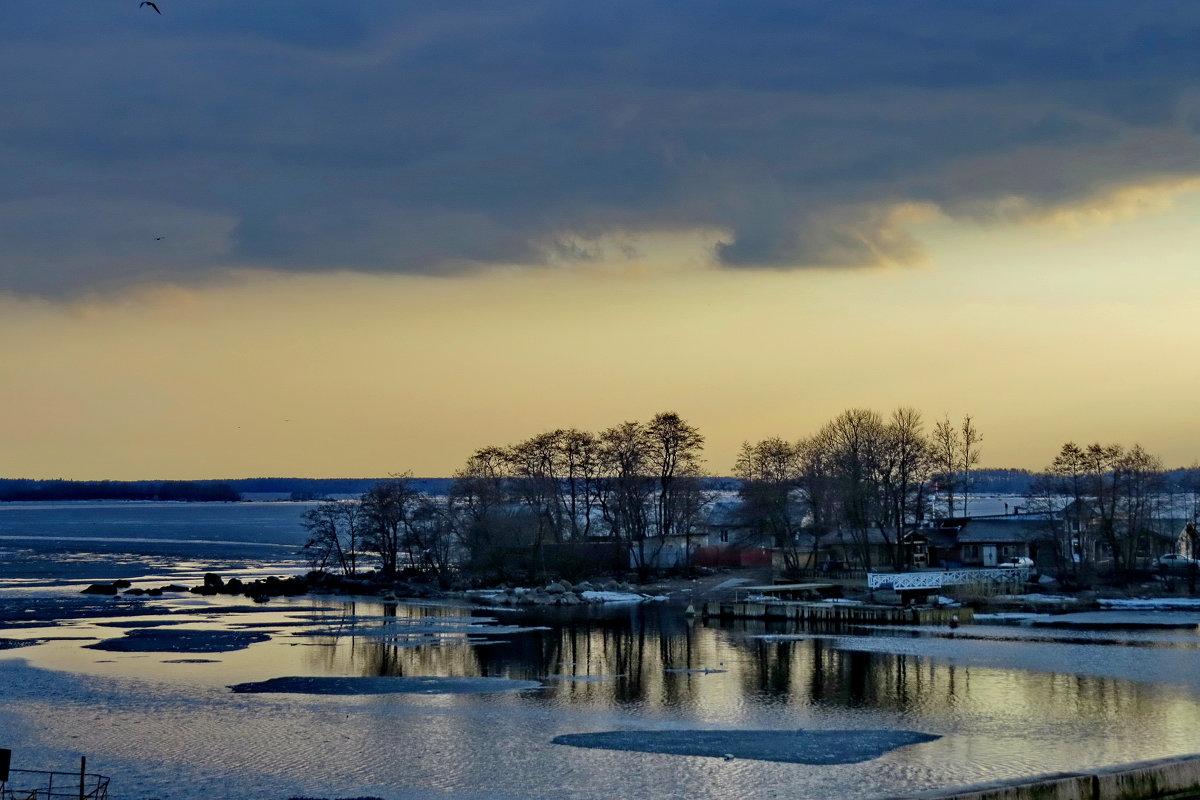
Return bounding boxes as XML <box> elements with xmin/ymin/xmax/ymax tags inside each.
<box><xmin>868</xmin><ymin>568</ymin><xmax>1031</xmax><ymax>591</ymax></box>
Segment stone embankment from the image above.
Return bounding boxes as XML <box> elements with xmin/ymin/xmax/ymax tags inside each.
<box><xmin>888</xmin><ymin>753</ymin><xmax>1200</xmax><ymax>800</ymax></box>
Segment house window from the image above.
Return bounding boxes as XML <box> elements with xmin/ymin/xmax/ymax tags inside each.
<box><xmin>720</xmin><ymin>530</ymin><xmax>729</xmax><ymax>543</ymax></box>
<box><xmin>1001</xmin><ymin>545</ymin><xmax>1019</xmax><ymax>557</ymax></box>
<box><xmin>962</xmin><ymin>545</ymin><xmax>980</xmax><ymax>561</ymax></box>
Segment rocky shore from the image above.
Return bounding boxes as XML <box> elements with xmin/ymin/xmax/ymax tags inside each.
<box><xmin>79</xmin><ymin>570</ymin><xmax>670</xmax><ymax>607</ymax></box>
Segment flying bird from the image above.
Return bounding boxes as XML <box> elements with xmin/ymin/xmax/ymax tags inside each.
<box><xmin>139</xmin><ymin>2</ymin><xmax>161</xmax><ymax>14</ymax></box>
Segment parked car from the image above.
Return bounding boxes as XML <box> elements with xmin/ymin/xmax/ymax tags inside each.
<box><xmin>1155</xmin><ymin>553</ymin><xmax>1199</xmax><ymax>572</ymax></box>
<box><xmin>997</xmin><ymin>556</ymin><xmax>1035</xmax><ymax>569</ymax></box>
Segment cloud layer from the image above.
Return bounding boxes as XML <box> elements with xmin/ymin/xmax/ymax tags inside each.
<box><xmin>4</xmin><ymin>1</ymin><xmax>1200</xmax><ymax>294</ymax></box>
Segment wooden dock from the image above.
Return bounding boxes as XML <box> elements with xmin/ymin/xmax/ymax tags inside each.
<box><xmin>702</xmin><ymin>600</ymin><xmax>971</xmax><ymax>626</ymax></box>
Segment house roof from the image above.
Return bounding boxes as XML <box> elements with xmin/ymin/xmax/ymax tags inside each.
<box><xmin>955</xmin><ymin>518</ymin><xmax>1054</xmax><ymax>544</ymax></box>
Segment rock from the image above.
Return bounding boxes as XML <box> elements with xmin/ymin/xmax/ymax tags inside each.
<box><xmin>573</xmin><ymin>582</ymin><xmax>594</xmax><ymax>593</ymax></box>
<box><xmin>82</xmin><ymin>583</ymin><xmax>119</xmax><ymax>595</ymax></box>
<box><xmin>160</xmin><ymin>585</ymin><xmax>191</xmax><ymax>593</ymax></box>
<box><xmin>545</xmin><ymin>582</ymin><xmax>566</xmax><ymax>595</ymax></box>
<box><xmin>531</xmin><ymin>592</ymin><xmax>553</xmax><ymax>605</ymax></box>
<box><xmin>559</xmin><ymin>592</ymin><xmax>581</xmax><ymax>605</ymax></box>
<box><xmin>124</xmin><ymin>588</ymin><xmax>146</xmax><ymax>596</ymax></box>
<box><xmin>113</xmin><ymin>579</ymin><xmax>133</xmax><ymax>589</ymax></box>
<box><xmin>203</xmin><ymin>573</ymin><xmax>225</xmax><ymax>589</ymax></box>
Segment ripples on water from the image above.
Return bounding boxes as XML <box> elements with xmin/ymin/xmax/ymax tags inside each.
<box><xmin>3</xmin><ymin>505</ymin><xmax>1200</xmax><ymax>800</ymax></box>
<box><xmin>5</xmin><ymin>597</ymin><xmax>1200</xmax><ymax>800</ymax></box>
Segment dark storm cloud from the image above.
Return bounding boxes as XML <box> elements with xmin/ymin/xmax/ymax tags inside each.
<box><xmin>4</xmin><ymin>0</ymin><xmax>1200</xmax><ymax>294</ymax></box>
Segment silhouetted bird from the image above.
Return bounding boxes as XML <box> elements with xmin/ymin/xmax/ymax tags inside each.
<box><xmin>140</xmin><ymin>2</ymin><xmax>161</xmax><ymax>14</ymax></box>
<box><xmin>155</xmin><ymin>237</ymin><xmax>164</xmax><ymax>241</ymax></box>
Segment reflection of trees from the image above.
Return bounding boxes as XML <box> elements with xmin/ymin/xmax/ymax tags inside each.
<box><xmin>292</xmin><ymin>600</ymin><xmax>1200</xmax><ymax>736</ymax></box>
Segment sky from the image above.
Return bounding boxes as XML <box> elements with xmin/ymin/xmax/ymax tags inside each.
<box><xmin>3</xmin><ymin>1</ymin><xmax>1200</xmax><ymax>480</ymax></box>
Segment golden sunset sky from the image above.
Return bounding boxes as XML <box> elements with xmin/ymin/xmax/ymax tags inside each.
<box><xmin>3</xmin><ymin>4</ymin><xmax>1199</xmax><ymax>479</ymax></box>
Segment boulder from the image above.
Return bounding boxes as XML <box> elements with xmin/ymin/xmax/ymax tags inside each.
<box><xmin>81</xmin><ymin>583</ymin><xmax>118</xmax><ymax>595</ymax></box>
<box><xmin>113</xmin><ymin>579</ymin><xmax>133</xmax><ymax>589</ymax></box>
<box><xmin>203</xmin><ymin>573</ymin><xmax>225</xmax><ymax>589</ymax></box>
<box><xmin>544</xmin><ymin>582</ymin><xmax>566</xmax><ymax>595</ymax></box>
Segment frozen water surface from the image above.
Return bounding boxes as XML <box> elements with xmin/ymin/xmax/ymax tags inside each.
<box><xmin>3</xmin><ymin>503</ymin><xmax>1200</xmax><ymax>800</ymax></box>
<box><xmin>85</xmin><ymin>627</ymin><xmax>272</xmax><ymax>652</ymax></box>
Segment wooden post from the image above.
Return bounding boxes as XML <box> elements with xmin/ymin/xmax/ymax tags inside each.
<box><xmin>80</xmin><ymin>755</ymin><xmax>86</xmax><ymax>800</ymax></box>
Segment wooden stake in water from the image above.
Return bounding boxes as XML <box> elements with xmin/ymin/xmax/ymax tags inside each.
<box><xmin>79</xmin><ymin>755</ymin><xmax>86</xmax><ymax>800</ymax></box>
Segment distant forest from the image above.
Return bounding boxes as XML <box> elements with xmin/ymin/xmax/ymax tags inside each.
<box><xmin>0</xmin><ymin>479</ymin><xmax>242</xmax><ymax>502</ymax></box>
<box><xmin>0</xmin><ymin>470</ymin><xmax>1034</xmax><ymax>502</ymax></box>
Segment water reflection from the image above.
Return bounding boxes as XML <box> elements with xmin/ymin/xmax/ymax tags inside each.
<box><xmin>294</xmin><ymin>599</ymin><xmax>1200</xmax><ymax>740</ymax></box>
<box><xmin>7</xmin><ymin>596</ymin><xmax>1200</xmax><ymax>800</ymax></box>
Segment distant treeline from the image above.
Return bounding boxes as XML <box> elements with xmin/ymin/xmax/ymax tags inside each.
<box><xmin>0</xmin><ymin>470</ymin><xmax>1094</xmax><ymax>504</ymax></box>
<box><xmin>226</xmin><ymin>477</ymin><xmax>453</xmax><ymax>497</ymax></box>
<box><xmin>0</xmin><ymin>477</ymin><xmax>457</xmax><ymax>502</ymax></box>
<box><xmin>0</xmin><ymin>479</ymin><xmax>241</xmax><ymax>502</ymax></box>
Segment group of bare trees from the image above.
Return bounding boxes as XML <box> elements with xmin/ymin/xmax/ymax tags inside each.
<box><xmin>304</xmin><ymin>412</ymin><xmax>711</xmax><ymax>583</ymax></box>
<box><xmin>451</xmin><ymin>412</ymin><xmax>710</xmax><ymax>579</ymax></box>
<box><xmin>299</xmin><ymin>409</ymin><xmax>1200</xmax><ymax>585</ymax></box>
<box><xmin>301</xmin><ymin>473</ymin><xmax>455</xmax><ymax>585</ymax></box>
<box><xmin>734</xmin><ymin>408</ymin><xmax>980</xmax><ymax>572</ymax></box>
<box><xmin>1026</xmin><ymin>442</ymin><xmax>1182</xmax><ymax>576</ymax></box>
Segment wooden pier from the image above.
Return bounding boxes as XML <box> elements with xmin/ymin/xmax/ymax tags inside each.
<box><xmin>702</xmin><ymin>600</ymin><xmax>972</xmax><ymax>626</ymax></box>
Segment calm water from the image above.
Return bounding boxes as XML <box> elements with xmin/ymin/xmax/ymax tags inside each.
<box><xmin>2</xmin><ymin>502</ymin><xmax>1200</xmax><ymax>800</ymax></box>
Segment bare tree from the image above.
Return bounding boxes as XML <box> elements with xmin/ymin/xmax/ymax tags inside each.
<box><xmin>643</xmin><ymin>411</ymin><xmax>705</xmax><ymax>541</ymax></box>
<box><xmin>931</xmin><ymin>415</ymin><xmax>961</xmax><ymax>517</ymax></box>
<box><xmin>822</xmin><ymin>408</ymin><xmax>887</xmax><ymax>570</ymax></box>
<box><xmin>1038</xmin><ymin>441</ymin><xmax>1166</xmax><ymax>577</ymax></box>
<box><xmin>406</xmin><ymin>496</ymin><xmax>457</xmax><ymax>587</ymax></box>
<box><xmin>733</xmin><ymin>437</ymin><xmax>803</xmax><ymax>548</ymax></box>
<box><xmin>795</xmin><ymin>430</ymin><xmax>842</xmax><ymax>570</ymax></box>
<box><xmin>876</xmin><ymin>407</ymin><xmax>934</xmax><ymax>567</ymax></box>
<box><xmin>360</xmin><ymin>474</ymin><xmax>424</xmax><ymax>577</ymax></box>
<box><xmin>559</xmin><ymin>428</ymin><xmax>602</xmax><ymax>541</ymax></box>
<box><xmin>597</xmin><ymin>420</ymin><xmax>655</xmax><ymax>578</ymax></box>
<box><xmin>507</xmin><ymin>431</ymin><xmax>567</xmax><ymax>552</ymax></box>
<box><xmin>301</xmin><ymin>501</ymin><xmax>364</xmax><ymax>577</ymax></box>
<box><xmin>667</xmin><ymin>469</ymin><xmax>715</xmax><ymax>575</ymax></box>
<box><xmin>959</xmin><ymin>415</ymin><xmax>982</xmax><ymax>516</ymax></box>
<box><xmin>450</xmin><ymin>445</ymin><xmax>517</xmax><ymax>571</ymax></box>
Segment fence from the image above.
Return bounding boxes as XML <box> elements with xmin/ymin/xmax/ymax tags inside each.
<box><xmin>1</xmin><ymin>768</ymin><xmax>109</xmax><ymax>800</ymax></box>
<box><xmin>868</xmin><ymin>568</ymin><xmax>1032</xmax><ymax>593</ymax></box>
